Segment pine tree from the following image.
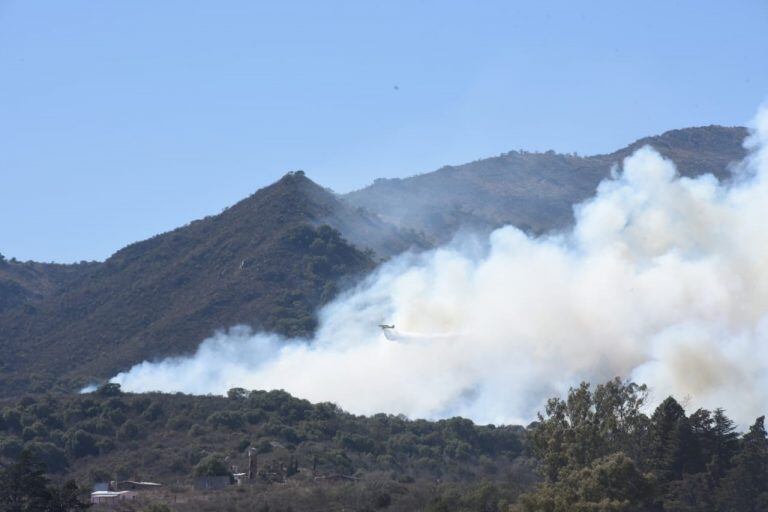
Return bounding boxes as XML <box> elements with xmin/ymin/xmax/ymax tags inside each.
<box><xmin>649</xmin><ymin>397</ymin><xmax>697</xmax><ymax>481</ymax></box>
<box><xmin>0</xmin><ymin>450</ymin><xmax>51</xmax><ymax>511</ymax></box>
<box><xmin>704</xmin><ymin>408</ymin><xmax>739</xmax><ymax>485</ymax></box>
<box><xmin>716</xmin><ymin>416</ymin><xmax>768</xmax><ymax>512</ymax></box>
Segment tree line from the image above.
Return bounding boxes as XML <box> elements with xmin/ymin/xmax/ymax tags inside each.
<box><xmin>519</xmin><ymin>378</ymin><xmax>767</xmax><ymax>511</ymax></box>
<box><xmin>1</xmin><ymin>379</ymin><xmax>766</xmax><ymax>511</ymax></box>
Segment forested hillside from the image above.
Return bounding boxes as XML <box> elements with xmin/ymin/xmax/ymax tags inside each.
<box><xmin>2</xmin><ymin>380</ymin><xmax>766</xmax><ymax>511</ymax></box>
<box><xmin>0</xmin><ymin>126</ymin><xmax>751</xmax><ymax>402</ymax></box>
<box><xmin>0</xmin><ymin>258</ymin><xmax>99</xmax><ymax>314</ymax></box>
<box><xmin>345</xmin><ymin>126</ymin><xmax>748</xmax><ymax>242</ymax></box>
<box><xmin>0</xmin><ymin>172</ymin><xmax>411</xmax><ymax>397</ymax></box>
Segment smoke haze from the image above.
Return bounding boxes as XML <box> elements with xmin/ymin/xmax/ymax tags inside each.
<box><xmin>111</xmin><ymin>106</ymin><xmax>768</xmax><ymax>426</ymax></box>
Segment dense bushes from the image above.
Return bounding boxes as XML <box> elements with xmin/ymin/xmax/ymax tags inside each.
<box><xmin>3</xmin><ymin>379</ymin><xmax>765</xmax><ymax>511</ymax></box>
<box><xmin>193</xmin><ymin>454</ymin><xmax>230</xmax><ymax>477</ymax></box>
<box><xmin>0</xmin><ymin>385</ymin><xmax>525</xmax><ymax>485</ymax></box>
<box><xmin>0</xmin><ymin>450</ymin><xmax>89</xmax><ymax>511</ymax></box>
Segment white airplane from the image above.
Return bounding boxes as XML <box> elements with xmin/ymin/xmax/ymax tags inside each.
<box><xmin>379</xmin><ymin>324</ymin><xmax>397</xmax><ymax>341</ymax></box>
<box><xmin>378</xmin><ymin>323</ymin><xmax>459</xmax><ymax>342</ymax></box>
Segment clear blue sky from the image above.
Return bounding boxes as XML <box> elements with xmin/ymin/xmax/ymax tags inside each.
<box><xmin>1</xmin><ymin>1</ymin><xmax>767</xmax><ymax>263</ymax></box>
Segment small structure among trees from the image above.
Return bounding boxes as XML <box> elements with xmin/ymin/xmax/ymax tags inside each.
<box><xmin>193</xmin><ymin>454</ymin><xmax>232</xmax><ymax>490</ymax></box>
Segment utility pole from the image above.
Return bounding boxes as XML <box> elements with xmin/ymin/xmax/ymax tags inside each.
<box><xmin>248</xmin><ymin>448</ymin><xmax>257</xmax><ymax>481</ymax></box>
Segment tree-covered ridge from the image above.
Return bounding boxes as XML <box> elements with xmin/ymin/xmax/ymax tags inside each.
<box><xmin>1</xmin><ymin>380</ymin><xmax>766</xmax><ymax>511</ymax></box>
<box><xmin>0</xmin><ymin>385</ymin><xmax>526</xmax><ymax>488</ymax></box>
<box><xmin>0</xmin><ymin>171</ymin><xmax>414</xmax><ymax>398</ymax></box>
<box><xmin>345</xmin><ymin>126</ymin><xmax>748</xmax><ymax>243</ymax></box>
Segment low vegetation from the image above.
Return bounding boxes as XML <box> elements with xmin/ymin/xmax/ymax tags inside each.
<box><xmin>0</xmin><ymin>383</ymin><xmax>529</xmax><ymax>510</ymax></box>
<box><xmin>1</xmin><ymin>379</ymin><xmax>765</xmax><ymax>511</ymax></box>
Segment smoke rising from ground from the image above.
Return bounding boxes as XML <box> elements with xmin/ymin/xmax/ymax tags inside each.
<box><xmin>112</xmin><ymin>106</ymin><xmax>768</xmax><ymax>426</ymax></box>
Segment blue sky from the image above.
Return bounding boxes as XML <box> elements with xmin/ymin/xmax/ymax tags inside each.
<box><xmin>1</xmin><ymin>1</ymin><xmax>767</xmax><ymax>263</ymax></box>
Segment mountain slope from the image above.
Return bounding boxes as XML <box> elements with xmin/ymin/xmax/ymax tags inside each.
<box><xmin>0</xmin><ymin>172</ymin><xmax>414</xmax><ymax>396</ymax></box>
<box><xmin>0</xmin><ymin>126</ymin><xmax>749</xmax><ymax>397</ymax></box>
<box><xmin>0</xmin><ymin>260</ymin><xmax>99</xmax><ymax>313</ymax></box>
<box><xmin>344</xmin><ymin>126</ymin><xmax>748</xmax><ymax>241</ymax></box>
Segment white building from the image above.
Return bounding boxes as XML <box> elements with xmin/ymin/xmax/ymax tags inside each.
<box><xmin>90</xmin><ymin>490</ymin><xmax>137</xmax><ymax>504</ymax></box>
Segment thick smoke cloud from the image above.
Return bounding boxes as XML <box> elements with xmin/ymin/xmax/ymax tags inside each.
<box><xmin>112</xmin><ymin>106</ymin><xmax>768</xmax><ymax>426</ymax></box>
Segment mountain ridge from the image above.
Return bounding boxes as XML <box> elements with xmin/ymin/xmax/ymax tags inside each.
<box><xmin>0</xmin><ymin>124</ymin><xmax>750</xmax><ymax>397</ymax></box>
<box><xmin>343</xmin><ymin>125</ymin><xmax>748</xmax><ymax>241</ymax></box>
<box><xmin>0</xmin><ymin>172</ymin><xmax>399</xmax><ymax>396</ymax></box>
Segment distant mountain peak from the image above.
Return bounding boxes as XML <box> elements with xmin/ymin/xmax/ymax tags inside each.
<box><xmin>345</xmin><ymin>125</ymin><xmax>749</xmax><ymax>242</ymax></box>
<box><xmin>616</xmin><ymin>125</ymin><xmax>748</xmax><ymax>155</ymax></box>
<box><xmin>0</xmin><ymin>125</ymin><xmax>750</xmax><ymax>397</ymax></box>
<box><xmin>0</xmin><ymin>170</ymin><xmax>426</xmax><ymax>395</ymax></box>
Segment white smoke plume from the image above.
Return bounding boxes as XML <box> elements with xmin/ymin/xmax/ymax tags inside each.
<box><xmin>112</xmin><ymin>106</ymin><xmax>768</xmax><ymax>426</ymax></box>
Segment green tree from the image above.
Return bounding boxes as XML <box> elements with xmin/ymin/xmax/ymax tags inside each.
<box><xmin>0</xmin><ymin>450</ymin><xmax>89</xmax><ymax>511</ymax></box>
<box><xmin>662</xmin><ymin>473</ymin><xmax>713</xmax><ymax>512</ymax></box>
<box><xmin>708</xmin><ymin>408</ymin><xmax>739</xmax><ymax>483</ymax></box>
<box><xmin>531</xmin><ymin>379</ymin><xmax>648</xmax><ymax>483</ymax></box>
<box><xmin>716</xmin><ymin>416</ymin><xmax>768</xmax><ymax>512</ymax></box>
<box><xmin>648</xmin><ymin>397</ymin><xmax>697</xmax><ymax>482</ymax></box>
<box><xmin>46</xmin><ymin>481</ymin><xmax>90</xmax><ymax>512</ymax></box>
<box><xmin>193</xmin><ymin>454</ymin><xmax>230</xmax><ymax>477</ymax></box>
<box><xmin>25</xmin><ymin>442</ymin><xmax>69</xmax><ymax>473</ymax></box>
<box><xmin>519</xmin><ymin>452</ymin><xmax>654</xmax><ymax>512</ymax></box>
<box><xmin>0</xmin><ymin>450</ymin><xmax>50</xmax><ymax>511</ymax></box>
<box><xmin>65</xmin><ymin>429</ymin><xmax>98</xmax><ymax>458</ymax></box>
<box><xmin>94</xmin><ymin>383</ymin><xmax>122</xmax><ymax>397</ymax></box>
<box><xmin>227</xmin><ymin>388</ymin><xmax>248</xmax><ymax>400</ymax></box>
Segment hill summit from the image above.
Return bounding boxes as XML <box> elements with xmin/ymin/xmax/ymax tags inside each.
<box><xmin>0</xmin><ymin>171</ymin><xmax>412</xmax><ymax>395</ymax></box>
<box><xmin>344</xmin><ymin>126</ymin><xmax>748</xmax><ymax>241</ymax></box>
<box><xmin>0</xmin><ymin>125</ymin><xmax>751</xmax><ymax>397</ymax></box>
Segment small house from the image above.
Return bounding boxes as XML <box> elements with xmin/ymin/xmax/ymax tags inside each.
<box><xmin>90</xmin><ymin>491</ymin><xmax>137</xmax><ymax>504</ymax></box>
<box><xmin>115</xmin><ymin>480</ymin><xmax>163</xmax><ymax>491</ymax></box>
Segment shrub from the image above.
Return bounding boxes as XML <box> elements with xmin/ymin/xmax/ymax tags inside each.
<box><xmin>207</xmin><ymin>411</ymin><xmax>245</xmax><ymax>430</ymax></box>
<box><xmin>65</xmin><ymin>429</ymin><xmax>98</xmax><ymax>458</ymax></box>
<box><xmin>143</xmin><ymin>505</ymin><xmax>171</xmax><ymax>512</ymax></box>
<box><xmin>117</xmin><ymin>421</ymin><xmax>140</xmax><ymax>442</ymax></box>
<box><xmin>25</xmin><ymin>441</ymin><xmax>69</xmax><ymax>473</ymax></box>
<box><xmin>0</xmin><ymin>436</ymin><xmax>23</xmax><ymax>458</ymax></box>
<box><xmin>142</xmin><ymin>403</ymin><xmax>165</xmax><ymax>422</ymax></box>
<box><xmin>2</xmin><ymin>408</ymin><xmax>22</xmax><ymax>432</ymax></box>
<box><xmin>95</xmin><ymin>383</ymin><xmax>123</xmax><ymax>397</ymax></box>
<box><xmin>193</xmin><ymin>454</ymin><xmax>230</xmax><ymax>477</ymax></box>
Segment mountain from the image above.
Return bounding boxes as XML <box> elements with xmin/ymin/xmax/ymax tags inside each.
<box><xmin>0</xmin><ymin>172</ymin><xmax>421</xmax><ymax>397</ymax></box>
<box><xmin>344</xmin><ymin>126</ymin><xmax>748</xmax><ymax>242</ymax></box>
<box><xmin>0</xmin><ymin>260</ymin><xmax>99</xmax><ymax>314</ymax></box>
<box><xmin>0</xmin><ymin>126</ymin><xmax>749</xmax><ymax>397</ymax></box>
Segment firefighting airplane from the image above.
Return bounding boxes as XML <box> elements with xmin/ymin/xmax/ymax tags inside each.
<box><xmin>378</xmin><ymin>324</ymin><xmax>459</xmax><ymax>342</ymax></box>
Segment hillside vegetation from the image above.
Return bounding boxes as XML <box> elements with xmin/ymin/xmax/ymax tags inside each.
<box><xmin>2</xmin><ymin>380</ymin><xmax>767</xmax><ymax>511</ymax></box>
<box><xmin>0</xmin><ymin>126</ymin><xmax>750</xmax><ymax>401</ymax></box>
<box><xmin>345</xmin><ymin>126</ymin><xmax>748</xmax><ymax>242</ymax></box>
<box><xmin>0</xmin><ymin>173</ymin><xmax>426</xmax><ymax>397</ymax></box>
<box><xmin>0</xmin><ymin>258</ymin><xmax>99</xmax><ymax>314</ymax></box>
